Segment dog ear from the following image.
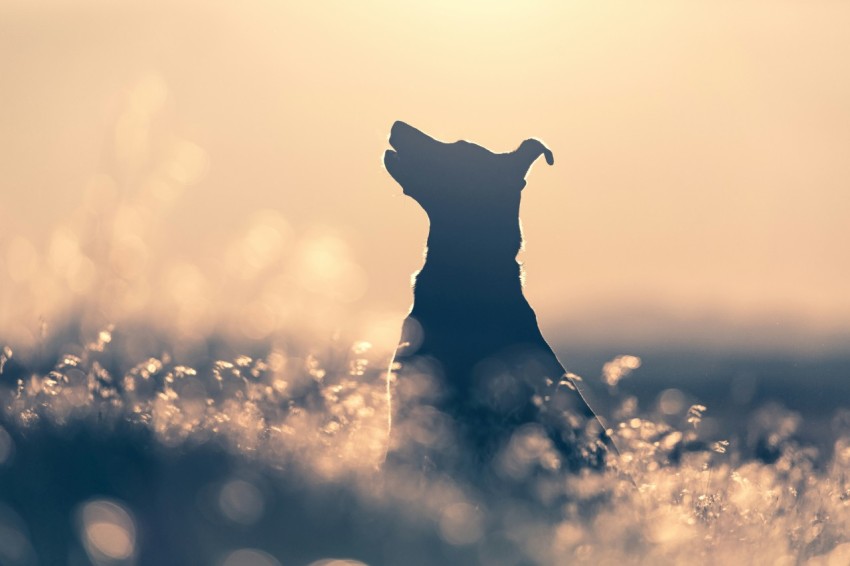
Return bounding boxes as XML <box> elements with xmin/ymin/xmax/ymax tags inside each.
<box><xmin>509</xmin><ymin>139</ymin><xmax>554</xmax><ymax>185</ymax></box>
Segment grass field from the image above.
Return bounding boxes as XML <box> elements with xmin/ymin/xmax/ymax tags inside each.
<box><xmin>1</xmin><ymin>322</ymin><xmax>849</xmax><ymax>565</ymax></box>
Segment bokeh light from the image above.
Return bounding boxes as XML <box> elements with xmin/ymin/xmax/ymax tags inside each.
<box><xmin>0</xmin><ymin>504</ymin><xmax>35</xmax><ymax>566</ymax></box>
<box><xmin>221</xmin><ymin>548</ymin><xmax>281</xmax><ymax>566</ymax></box>
<box><xmin>218</xmin><ymin>479</ymin><xmax>265</xmax><ymax>526</ymax></box>
<box><xmin>77</xmin><ymin>499</ymin><xmax>137</xmax><ymax>564</ymax></box>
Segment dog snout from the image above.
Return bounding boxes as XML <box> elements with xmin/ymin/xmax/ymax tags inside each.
<box><xmin>389</xmin><ymin>121</ymin><xmax>440</xmax><ymax>156</ymax></box>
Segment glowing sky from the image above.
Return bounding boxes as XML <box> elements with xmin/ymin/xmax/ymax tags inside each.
<box><xmin>1</xmin><ymin>1</ymin><xmax>848</xmax><ymax>352</ymax></box>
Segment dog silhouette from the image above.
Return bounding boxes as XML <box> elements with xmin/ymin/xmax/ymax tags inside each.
<box><xmin>384</xmin><ymin>121</ymin><xmax>613</xmax><ymax>473</ymax></box>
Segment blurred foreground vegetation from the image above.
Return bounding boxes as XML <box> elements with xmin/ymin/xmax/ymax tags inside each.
<box><xmin>1</xmin><ymin>323</ymin><xmax>850</xmax><ymax>565</ymax></box>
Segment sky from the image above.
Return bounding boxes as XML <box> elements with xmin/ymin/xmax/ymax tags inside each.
<box><xmin>1</xmin><ymin>1</ymin><xmax>848</xmax><ymax>354</ymax></box>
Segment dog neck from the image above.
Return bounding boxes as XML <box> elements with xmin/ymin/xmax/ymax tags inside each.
<box><xmin>412</xmin><ymin>221</ymin><xmax>526</xmax><ymax>304</ymax></box>
<box><xmin>407</xmin><ymin>184</ymin><xmax>529</xmax><ymax>309</ymax></box>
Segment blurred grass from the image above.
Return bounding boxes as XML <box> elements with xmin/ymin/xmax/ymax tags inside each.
<box><xmin>2</xmin><ymin>321</ymin><xmax>850</xmax><ymax>565</ymax></box>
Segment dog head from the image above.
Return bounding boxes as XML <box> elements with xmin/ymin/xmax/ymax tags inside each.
<box><xmin>384</xmin><ymin>121</ymin><xmax>553</xmax><ymax>215</ymax></box>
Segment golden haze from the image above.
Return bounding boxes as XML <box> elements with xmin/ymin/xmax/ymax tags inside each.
<box><xmin>1</xmin><ymin>1</ymin><xmax>848</xmax><ymax>353</ymax></box>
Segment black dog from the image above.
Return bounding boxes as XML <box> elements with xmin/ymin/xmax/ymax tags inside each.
<box><xmin>384</xmin><ymin>121</ymin><xmax>613</xmax><ymax>473</ymax></box>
